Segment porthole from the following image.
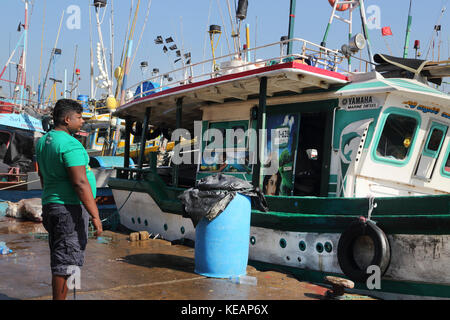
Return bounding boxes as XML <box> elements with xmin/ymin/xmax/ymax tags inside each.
<box><xmin>316</xmin><ymin>242</ymin><xmax>324</xmax><ymax>253</ymax></box>
<box><xmin>299</xmin><ymin>240</ymin><xmax>306</xmax><ymax>251</ymax></box>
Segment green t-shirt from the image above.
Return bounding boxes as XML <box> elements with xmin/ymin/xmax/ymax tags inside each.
<box><xmin>36</xmin><ymin>130</ymin><xmax>97</xmax><ymax>205</ymax></box>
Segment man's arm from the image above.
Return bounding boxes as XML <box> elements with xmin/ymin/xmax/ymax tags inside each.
<box><xmin>66</xmin><ymin>166</ymin><xmax>103</xmax><ymax>237</ymax></box>
<box><xmin>37</xmin><ymin>167</ymin><xmax>44</xmax><ymax>189</ymax></box>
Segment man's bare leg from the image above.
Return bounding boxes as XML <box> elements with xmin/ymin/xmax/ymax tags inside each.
<box><xmin>52</xmin><ymin>275</ymin><xmax>69</xmax><ymax>300</ymax></box>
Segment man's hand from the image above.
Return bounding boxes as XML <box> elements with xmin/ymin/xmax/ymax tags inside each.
<box><xmin>91</xmin><ymin>217</ymin><xmax>103</xmax><ymax>237</ymax></box>
<box><xmin>67</xmin><ymin>165</ymin><xmax>103</xmax><ymax>237</ymax></box>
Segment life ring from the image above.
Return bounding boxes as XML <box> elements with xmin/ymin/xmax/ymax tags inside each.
<box><xmin>328</xmin><ymin>0</ymin><xmax>350</xmax><ymax>11</ymax></box>
<box><xmin>337</xmin><ymin>218</ymin><xmax>391</xmax><ymax>283</ymax></box>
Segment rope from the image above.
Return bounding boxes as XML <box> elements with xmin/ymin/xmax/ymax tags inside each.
<box><xmin>367</xmin><ymin>195</ymin><xmax>377</xmax><ymax>221</ymax></box>
<box><xmin>0</xmin><ymin>178</ymin><xmax>40</xmax><ymax>191</ymax></box>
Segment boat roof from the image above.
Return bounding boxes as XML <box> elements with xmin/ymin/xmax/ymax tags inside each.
<box><xmin>113</xmin><ymin>61</ymin><xmax>349</xmax><ymax>125</ymax></box>
<box><xmin>336</xmin><ymin>76</ymin><xmax>450</xmax><ymax>107</ymax></box>
<box><xmin>0</xmin><ymin>112</ymin><xmax>44</xmax><ymax>133</ymax></box>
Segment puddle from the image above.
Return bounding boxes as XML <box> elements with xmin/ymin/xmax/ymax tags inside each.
<box><xmin>96</xmin><ymin>236</ymin><xmax>113</xmax><ymax>244</ymax></box>
<box><xmin>32</xmin><ymin>232</ymin><xmax>114</xmax><ymax>245</ymax></box>
<box><xmin>0</xmin><ymin>219</ymin><xmax>46</xmax><ymax>234</ymax></box>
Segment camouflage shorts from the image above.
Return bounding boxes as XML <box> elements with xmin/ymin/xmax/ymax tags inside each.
<box><xmin>42</xmin><ymin>203</ymin><xmax>89</xmax><ymax>276</ymax></box>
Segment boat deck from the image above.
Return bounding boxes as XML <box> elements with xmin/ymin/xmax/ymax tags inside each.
<box><xmin>0</xmin><ymin>215</ymin><xmax>375</xmax><ymax>301</ymax></box>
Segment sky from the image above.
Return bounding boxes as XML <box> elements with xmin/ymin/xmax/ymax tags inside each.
<box><xmin>0</xmin><ymin>0</ymin><xmax>449</xmax><ymax>101</ymax></box>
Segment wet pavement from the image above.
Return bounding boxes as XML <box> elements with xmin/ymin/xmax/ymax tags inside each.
<box><xmin>0</xmin><ymin>214</ymin><xmax>374</xmax><ymax>301</ymax></box>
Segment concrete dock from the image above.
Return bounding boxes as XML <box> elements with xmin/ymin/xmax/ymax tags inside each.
<box><xmin>0</xmin><ymin>214</ymin><xmax>374</xmax><ymax>301</ymax></box>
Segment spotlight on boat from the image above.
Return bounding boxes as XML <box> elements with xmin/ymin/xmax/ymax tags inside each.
<box><xmin>93</xmin><ymin>0</ymin><xmax>107</xmax><ymax>8</ymax></box>
<box><xmin>341</xmin><ymin>33</ymin><xmax>366</xmax><ymax>57</ymax></box>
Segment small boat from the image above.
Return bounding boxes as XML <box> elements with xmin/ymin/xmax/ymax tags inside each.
<box><xmin>107</xmin><ymin>0</ymin><xmax>450</xmax><ymax>299</ymax></box>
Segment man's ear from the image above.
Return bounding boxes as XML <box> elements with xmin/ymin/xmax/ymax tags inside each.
<box><xmin>63</xmin><ymin>114</ymin><xmax>71</xmax><ymax>126</ymax></box>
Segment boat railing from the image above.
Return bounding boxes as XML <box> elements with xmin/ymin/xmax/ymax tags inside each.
<box><xmin>122</xmin><ymin>37</ymin><xmax>370</xmax><ymax>104</ymax></box>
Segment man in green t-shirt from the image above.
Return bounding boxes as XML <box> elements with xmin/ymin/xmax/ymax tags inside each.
<box><xmin>36</xmin><ymin>99</ymin><xmax>103</xmax><ymax>300</ymax></box>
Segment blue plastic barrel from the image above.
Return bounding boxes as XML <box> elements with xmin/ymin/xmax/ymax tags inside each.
<box><xmin>194</xmin><ymin>193</ymin><xmax>251</xmax><ymax>278</ymax></box>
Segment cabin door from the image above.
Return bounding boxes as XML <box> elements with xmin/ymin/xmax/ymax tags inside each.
<box><xmin>414</xmin><ymin>122</ymin><xmax>448</xmax><ymax>180</ymax></box>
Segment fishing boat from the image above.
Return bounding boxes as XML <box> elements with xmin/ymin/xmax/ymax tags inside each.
<box><xmin>0</xmin><ymin>0</ymin><xmax>48</xmax><ymax>193</ymax></box>
<box><xmin>107</xmin><ymin>0</ymin><xmax>450</xmax><ymax>299</ymax></box>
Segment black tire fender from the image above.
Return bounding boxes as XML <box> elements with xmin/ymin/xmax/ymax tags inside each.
<box><xmin>337</xmin><ymin>218</ymin><xmax>391</xmax><ymax>283</ymax></box>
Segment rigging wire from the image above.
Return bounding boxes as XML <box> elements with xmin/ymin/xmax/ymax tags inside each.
<box><xmin>38</xmin><ymin>0</ymin><xmax>46</xmax><ymax>89</ymax></box>
<box><xmin>119</xmin><ymin>0</ymin><xmax>134</xmax><ymax>73</ymax></box>
<box><xmin>202</xmin><ymin>0</ymin><xmax>214</xmax><ymax>74</ymax></box>
<box><xmin>130</xmin><ymin>0</ymin><xmax>153</xmax><ymax>71</ymax></box>
<box><xmin>425</xmin><ymin>0</ymin><xmax>448</xmax><ymax>60</ymax></box>
<box><xmin>226</xmin><ymin>0</ymin><xmax>238</xmax><ymax>53</ymax></box>
<box><xmin>215</xmin><ymin>0</ymin><xmax>232</xmax><ymax>55</ymax></box>
<box><xmin>115</xmin><ymin>0</ymin><xmax>134</xmax><ymax>98</ymax></box>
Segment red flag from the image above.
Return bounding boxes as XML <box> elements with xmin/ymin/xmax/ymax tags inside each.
<box><xmin>381</xmin><ymin>26</ymin><xmax>393</xmax><ymax>36</ymax></box>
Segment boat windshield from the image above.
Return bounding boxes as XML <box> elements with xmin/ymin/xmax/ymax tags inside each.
<box><xmin>376</xmin><ymin>113</ymin><xmax>418</xmax><ymax>161</ymax></box>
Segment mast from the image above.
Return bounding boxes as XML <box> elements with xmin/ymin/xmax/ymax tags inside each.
<box><xmin>20</xmin><ymin>0</ymin><xmax>29</xmax><ymax>108</ymax></box>
<box><xmin>38</xmin><ymin>0</ymin><xmax>46</xmax><ymax>105</ymax></box>
<box><xmin>89</xmin><ymin>4</ymin><xmax>94</xmax><ymax>99</ymax></box>
<box><xmin>287</xmin><ymin>0</ymin><xmax>297</xmax><ymax>55</ymax></box>
<box><xmin>40</xmin><ymin>10</ymin><xmax>64</xmax><ymax>108</ymax></box>
<box><xmin>403</xmin><ymin>0</ymin><xmax>413</xmax><ymax>58</ymax></box>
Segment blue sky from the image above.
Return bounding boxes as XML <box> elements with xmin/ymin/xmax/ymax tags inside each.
<box><xmin>0</xmin><ymin>0</ymin><xmax>449</xmax><ymax>99</ymax></box>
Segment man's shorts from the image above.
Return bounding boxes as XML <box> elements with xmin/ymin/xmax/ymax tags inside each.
<box><xmin>42</xmin><ymin>203</ymin><xmax>89</xmax><ymax>276</ymax></box>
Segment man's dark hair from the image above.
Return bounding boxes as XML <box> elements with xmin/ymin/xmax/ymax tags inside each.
<box><xmin>53</xmin><ymin>99</ymin><xmax>83</xmax><ymax>126</ymax></box>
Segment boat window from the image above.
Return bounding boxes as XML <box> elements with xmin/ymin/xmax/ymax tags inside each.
<box><xmin>426</xmin><ymin>128</ymin><xmax>444</xmax><ymax>152</ymax></box>
<box><xmin>375</xmin><ymin>113</ymin><xmax>418</xmax><ymax>161</ymax></box>
<box><xmin>443</xmin><ymin>147</ymin><xmax>450</xmax><ymax>175</ymax></box>
<box><xmin>96</xmin><ymin>128</ymin><xmax>108</xmax><ymax>145</ymax></box>
<box><xmin>200</xmin><ymin>121</ymin><xmax>250</xmax><ymax>173</ymax></box>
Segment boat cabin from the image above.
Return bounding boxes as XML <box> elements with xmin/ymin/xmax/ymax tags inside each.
<box><xmin>111</xmin><ymin>38</ymin><xmax>450</xmax><ymax>199</ymax></box>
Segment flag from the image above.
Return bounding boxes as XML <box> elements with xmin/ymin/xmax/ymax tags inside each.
<box><xmin>154</xmin><ymin>36</ymin><xmax>163</xmax><ymax>44</ymax></box>
<box><xmin>176</xmin><ymin>50</ymin><xmax>181</xmax><ymax>57</ymax></box>
<box><xmin>165</xmin><ymin>37</ymin><xmax>174</xmax><ymax>43</ymax></box>
<box><xmin>184</xmin><ymin>52</ymin><xmax>191</xmax><ymax>59</ymax></box>
<box><xmin>169</xmin><ymin>44</ymin><xmax>178</xmax><ymax>51</ymax></box>
<box><xmin>381</xmin><ymin>26</ymin><xmax>392</xmax><ymax>36</ymax></box>
<box><xmin>163</xmin><ymin>46</ymin><xmax>168</xmax><ymax>53</ymax></box>
<box><xmin>174</xmin><ymin>58</ymin><xmax>182</xmax><ymax>64</ymax></box>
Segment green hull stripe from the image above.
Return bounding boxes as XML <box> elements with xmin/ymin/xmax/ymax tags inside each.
<box><xmin>249</xmin><ymin>261</ymin><xmax>450</xmax><ymax>299</ymax></box>
<box><xmin>109</xmin><ymin>173</ymin><xmax>450</xmax><ymax>235</ymax></box>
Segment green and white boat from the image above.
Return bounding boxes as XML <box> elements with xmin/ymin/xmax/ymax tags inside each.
<box><xmin>107</xmin><ymin>0</ymin><xmax>450</xmax><ymax>299</ymax></box>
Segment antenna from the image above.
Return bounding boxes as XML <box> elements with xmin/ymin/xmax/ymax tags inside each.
<box><xmin>208</xmin><ymin>25</ymin><xmax>222</xmax><ymax>71</ymax></box>
<box><xmin>425</xmin><ymin>5</ymin><xmax>447</xmax><ymax>60</ymax></box>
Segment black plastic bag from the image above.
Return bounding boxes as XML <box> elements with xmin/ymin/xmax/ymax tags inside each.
<box><xmin>179</xmin><ymin>173</ymin><xmax>268</xmax><ymax>227</ymax></box>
